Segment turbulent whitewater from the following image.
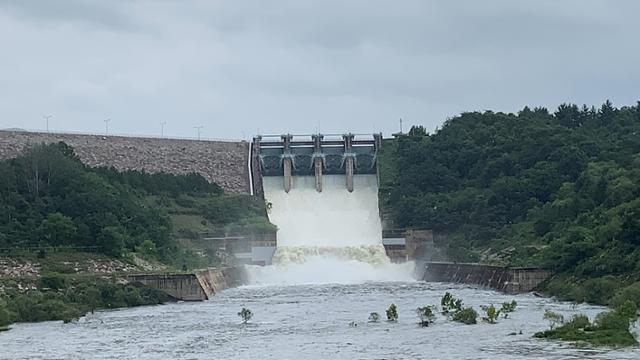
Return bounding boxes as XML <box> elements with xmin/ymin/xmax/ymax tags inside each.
<box><xmin>248</xmin><ymin>174</ymin><xmax>414</xmax><ymax>284</ymax></box>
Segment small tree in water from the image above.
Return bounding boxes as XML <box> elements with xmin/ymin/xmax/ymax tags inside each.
<box><xmin>416</xmin><ymin>306</ymin><xmax>436</xmax><ymax>327</ymax></box>
<box><xmin>543</xmin><ymin>310</ymin><xmax>564</xmax><ymax>330</ymax></box>
<box><xmin>386</xmin><ymin>304</ymin><xmax>398</xmax><ymax>322</ymax></box>
<box><xmin>368</xmin><ymin>312</ymin><xmax>380</xmax><ymax>323</ymax></box>
<box><xmin>238</xmin><ymin>307</ymin><xmax>253</xmax><ymax>324</ymax></box>
<box><xmin>452</xmin><ymin>307</ymin><xmax>478</xmax><ymax>325</ymax></box>
<box><xmin>500</xmin><ymin>300</ymin><xmax>518</xmax><ymax>319</ymax></box>
<box><xmin>481</xmin><ymin>304</ymin><xmax>500</xmax><ymax>324</ymax></box>
<box><xmin>441</xmin><ymin>292</ymin><xmax>463</xmax><ymax>315</ymax></box>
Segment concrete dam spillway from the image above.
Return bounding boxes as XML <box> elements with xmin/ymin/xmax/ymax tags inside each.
<box><xmin>264</xmin><ymin>174</ymin><xmax>388</xmax><ymax>264</ymax></box>
<box><xmin>248</xmin><ymin>134</ymin><xmax>414</xmax><ymax>284</ymax></box>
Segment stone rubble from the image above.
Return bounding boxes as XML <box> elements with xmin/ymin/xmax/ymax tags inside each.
<box><xmin>0</xmin><ymin>257</ymin><xmax>141</xmax><ymax>278</ymax></box>
<box><xmin>0</xmin><ymin>258</ymin><xmax>41</xmax><ymax>277</ymax></box>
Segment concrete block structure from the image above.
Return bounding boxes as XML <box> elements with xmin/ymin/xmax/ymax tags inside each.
<box><xmin>251</xmin><ymin>133</ymin><xmax>382</xmax><ymax>196</ymax></box>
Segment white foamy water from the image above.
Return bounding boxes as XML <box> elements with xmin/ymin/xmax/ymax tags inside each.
<box><xmin>263</xmin><ymin>175</ymin><xmax>383</xmax><ymax>247</ymax></box>
<box><xmin>255</xmin><ymin>174</ymin><xmax>414</xmax><ymax>284</ymax></box>
<box><xmin>247</xmin><ymin>256</ymin><xmax>416</xmax><ymax>285</ymax></box>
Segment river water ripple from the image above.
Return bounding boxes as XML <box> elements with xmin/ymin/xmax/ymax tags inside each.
<box><xmin>2</xmin><ymin>282</ymin><xmax>639</xmax><ymax>359</ymax></box>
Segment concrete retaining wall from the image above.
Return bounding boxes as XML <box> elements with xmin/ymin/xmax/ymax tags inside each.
<box><xmin>194</xmin><ymin>267</ymin><xmax>246</xmax><ymax>297</ymax></box>
<box><xmin>423</xmin><ymin>262</ymin><xmax>550</xmax><ymax>293</ymax></box>
<box><xmin>126</xmin><ymin>266</ymin><xmax>246</xmax><ymax>301</ymax></box>
<box><xmin>0</xmin><ymin>130</ymin><xmax>250</xmax><ymax>193</ymax></box>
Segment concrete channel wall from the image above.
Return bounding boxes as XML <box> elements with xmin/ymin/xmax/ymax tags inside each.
<box><xmin>423</xmin><ymin>262</ymin><xmax>551</xmax><ymax>293</ymax></box>
<box><xmin>126</xmin><ymin>267</ymin><xmax>246</xmax><ymax>301</ymax></box>
<box><xmin>0</xmin><ymin>130</ymin><xmax>250</xmax><ymax>193</ymax></box>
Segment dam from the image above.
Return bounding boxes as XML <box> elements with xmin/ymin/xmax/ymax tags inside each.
<box><xmin>0</xmin><ymin>129</ymin><xmax>549</xmax><ymax>288</ymax></box>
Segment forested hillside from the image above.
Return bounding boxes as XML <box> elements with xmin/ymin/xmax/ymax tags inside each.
<box><xmin>0</xmin><ymin>142</ymin><xmax>272</xmax><ymax>267</ymax></box>
<box><xmin>380</xmin><ymin>101</ymin><xmax>640</xmax><ymax>306</ymax></box>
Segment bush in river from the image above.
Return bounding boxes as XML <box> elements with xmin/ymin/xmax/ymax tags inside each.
<box><xmin>452</xmin><ymin>307</ymin><xmax>478</xmax><ymax>325</ymax></box>
<box><xmin>238</xmin><ymin>307</ymin><xmax>253</xmax><ymax>324</ymax></box>
<box><xmin>500</xmin><ymin>300</ymin><xmax>517</xmax><ymax>318</ymax></box>
<box><xmin>416</xmin><ymin>306</ymin><xmax>436</xmax><ymax>327</ymax></box>
<box><xmin>481</xmin><ymin>304</ymin><xmax>500</xmax><ymax>324</ymax></box>
<box><xmin>368</xmin><ymin>312</ymin><xmax>380</xmax><ymax>323</ymax></box>
<box><xmin>386</xmin><ymin>304</ymin><xmax>398</xmax><ymax>322</ymax></box>
<box><xmin>535</xmin><ymin>301</ymin><xmax>639</xmax><ymax>347</ymax></box>
<box><xmin>543</xmin><ymin>310</ymin><xmax>564</xmax><ymax>330</ymax></box>
<box><xmin>441</xmin><ymin>292</ymin><xmax>463</xmax><ymax>315</ymax></box>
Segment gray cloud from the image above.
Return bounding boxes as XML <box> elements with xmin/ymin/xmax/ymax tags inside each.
<box><xmin>0</xmin><ymin>0</ymin><xmax>638</xmax><ymax>139</ymax></box>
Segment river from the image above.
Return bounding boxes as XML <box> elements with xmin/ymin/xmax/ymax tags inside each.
<box><xmin>2</xmin><ymin>281</ymin><xmax>639</xmax><ymax>359</ymax></box>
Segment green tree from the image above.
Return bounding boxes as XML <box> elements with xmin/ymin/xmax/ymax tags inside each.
<box><xmin>500</xmin><ymin>300</ymin><xmax>517</xmax><ymax>318</ymax></box>
<box><xmin>37</xmin><ymin>213</ymin><xmax>77</xmax><ymax>246</ymax></box>
<box><xmin>481</xmin><ymin>304</ymin><xmax>500</xmax><ymax>324</ymax></box>
<box><xmin>238</xmin><ymin>307</ymin><xmax>253</xmax><ymax>324</ymax></box>
<box><xmin>416</xmin><ymin>306</ymin><xmax>436</xmax><ymax>327</ymax></box>
<box><xmin>368</xmin><ymin>312</ymin><xmax>380</xmax><ymax>323</ymax></box>
<box><xmin>452</xmin><ymin>307</ymin><xmax>478</xmax><ymax>325</ymax></box>
<box><xmin>98</xmin><ymin>226</ymin><xmax>125</xmax><ymax>257</ymax></box>
<box><xmin>135</xmin><ymin>239</ymin><xmax>158</xmax><ymax>259</ymax></box>
<box><xmin>386</xmin><ymin>304</ymin><xmax>398</xmax><ymax>322</ymax></box>
<box><xmin>441</xmin><ymin>292</ymin><xmax>463</xmax><ymax>315</ymax></box>
<box><xmin>543</xmin><ymin>310</ymin><xmax>564</xmax><ymax>330</ymax></box>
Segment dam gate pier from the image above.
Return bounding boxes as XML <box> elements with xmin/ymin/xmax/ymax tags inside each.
<box><xmin>251</xmin><ymin>133</ymin><xmax>382</xmax><ymax>196</ymax></box>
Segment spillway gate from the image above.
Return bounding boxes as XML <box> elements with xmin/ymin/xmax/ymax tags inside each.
<box><xmin>251</xmin><ymin>133</ymin><xmax>382</xmax><ymax>194</ymax></box>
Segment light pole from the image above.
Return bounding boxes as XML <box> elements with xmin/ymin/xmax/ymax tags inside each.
<box><xmin>194</xmin><ymin>125</ymin><xmax>203</xmax><ymax>141</ymax></box>
<box><xmin>104</xmin><ymin>118</ymin><xmax>111</xmax><ymax>135</ymax></box>
<box><xmin>160</xmin><ymin>121</ymin><xmax>167</xmax><ymax>138</ymax></box>
<box><xmin>43</xmin><ymin>115</ymin><xmax>52</xmax><ymax>133</ymax></box>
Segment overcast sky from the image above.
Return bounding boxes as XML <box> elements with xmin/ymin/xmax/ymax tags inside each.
<box><xmin>0</xmin><ymin>1</ymin><xmax>639</xmax><ymax>140</ymax></box>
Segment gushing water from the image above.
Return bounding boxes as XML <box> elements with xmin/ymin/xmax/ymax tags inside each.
<box><xmin>254</xmin><ymin>174</ymin><xmax>413</xmax><ymax>284</ymax></box>
<box><xmin>247</xmin><ymin>256</ymin><xmax>415</xmax><ymax>285</ymax></box>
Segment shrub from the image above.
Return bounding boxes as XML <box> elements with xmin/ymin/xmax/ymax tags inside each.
<box><xmin>135</xmin><ymin>239</ymin><xmax>158</xmax><ymax>260</ymax></box>
<box><xmin>609</xmin><ymin>282</ymin><xmax>640</xmax><ymax>308</ymax></box>
<box><xmin>386</xmin><ymin>304</ymin><xmax>398</xmax><ymax>322</ymax></box>
<box><xmin>481</xmin><ymin>304</ymin><xmax>500</xmax><ymax>324</ymax></box>
<box><xmin>368</xmin><ymin>312</ymin><xmax>380</xmax><ymax>323</ymax></box>
<box><xmin>543</xmin><ymin>310</ymin><xmax>564</xmax><ymax>330</ymax></box>
<box><xmin>500</xmin><ymin>300</ymin><xmax>517</xmax><ymax>318</ymax></box>
<box><xmin>596</xmin><ymin>301</ymin><xmax>638</xmax><ymax>331</ymax></box>
<box><xmin>452</xmin><ymin>307</ymin><xmax>478</xmax><ymax>325</ymax></box>
<box><xmin>441</xmin><ymin>292</ymin><xmax>463</xmax><ymax>315</ymax></box>
<box><xmin>238</xmin><ymin>307</ymin><xmax>253</xmax><ymax>324</ymax></box>
<box><xmin>581</xmin><ymin>276</ymin><xmax>621</xmax><ymax>305</ymax></box>
<box><xmin>38</xmin><ymin>273</ymin><xmax>67</xmax><ymax>290</ymax></box>
<box><xmin>416</xmin><ymin>306</ymin><xmax>436</xmax><ymax>327</ymax></box>
<box><xmin>562</xmin><ymin>314</ymin><xmax>590</xmax><ymax>330</ymax></box>
<box><xmin>0</xmin><ymin>299</ymin><xmax>12</xmax><ymax>328</ymax></box>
